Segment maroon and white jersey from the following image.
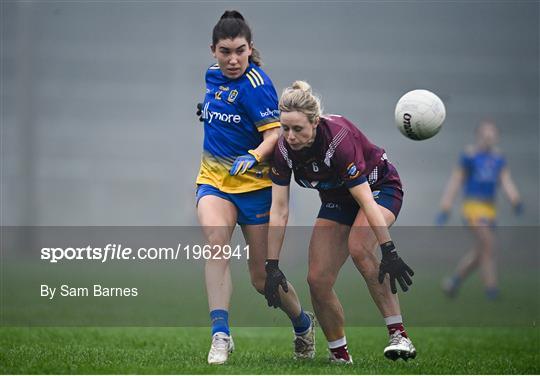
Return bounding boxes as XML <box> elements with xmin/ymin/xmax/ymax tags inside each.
<box><xmin>270</xmin><ymin>114</ymin><xmax>402</xmax><ymax>203</ymax></box>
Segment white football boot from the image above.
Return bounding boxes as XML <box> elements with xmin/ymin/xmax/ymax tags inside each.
<box><xmin>207</xmin><ymin>332</ymin><xmax>234</xmax><ymax>365</ymax></box>
<box><xmin>293</xmin><ymin>311</ymin><xmax>316</xmax><ymax>359</ymax></box>
<box><xmin>441</xmin><ymin>277</ymin><xmax>459</xmax><ymax>298</ymax></box>
<box><xmin>383</xmin><ymin>330</ymin><xmax>416</xmax><ymax>361</ymax></box>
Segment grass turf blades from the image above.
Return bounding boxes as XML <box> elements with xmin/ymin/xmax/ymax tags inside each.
<box><xmin>1</xmin><ymin>327</ymin><xmax>538</xmax><ymax>374</ymax></box>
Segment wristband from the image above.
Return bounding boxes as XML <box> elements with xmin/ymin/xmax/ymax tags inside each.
<box><xmin>248</xmin><ymin>149</ymin><xmax>262</xmax><ymax>163</ymax></box>
<box><xmin>380</xmin><ymin>241</ymin><xmax>396</xmax><ymax>256</ymax></box>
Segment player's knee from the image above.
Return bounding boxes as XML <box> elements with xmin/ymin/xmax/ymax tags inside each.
<box><xmin>349</xmin><ymin>243</ymin><xmax>377</xmax><ymax>274</ymax></box>
<box><xmin>477</xmin><ymin>237</ymin><xmax>494</xmax><ymax>254</ymax></box>
<box><xmin>206</xmin><ymin>235</ymin><xmax>229</xmax><ymax>248</ymax></box>
<box><xmin>479</xmin><ymin>244</ymin><xmax>494</xmax><ymax>258</ymax></box>
<box><xmin>307</xmin><ymin>270</ymin><xmax>334</xmax><ymax>295</ymax></box>
<box><xmin>483</xmin><ymin>236</ymin><xmax>495</xmax><ymax>249</ymax></box>
<box><xmin>203</xmin><ymin>227</ymin><xmax>231</xmax><ymax>247</ymax></box>
<box><xmin>250</xmin><ymin>273</ymin><xmax>266</xmax><ymax>294</ymax></box>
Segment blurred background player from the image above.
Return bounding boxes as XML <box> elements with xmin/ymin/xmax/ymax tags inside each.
<box><xmin>265</xmin><ymin>81</ymin><xmax>416</xmax><ymax>363</ymax></box>
<box><xmin>195</xmin><ymin>11</ymin><xmax>314</xmax><ymax>365</ymax></box>
<box><xmin>436</xmin><ymin>120</ymin><xmax>522</xmax><ymax>299</ymax></box>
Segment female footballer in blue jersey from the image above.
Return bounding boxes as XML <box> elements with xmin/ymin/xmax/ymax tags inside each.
<box><xmin>437</xmin><ymin>120</ymin><xmax>522</xmax><ymax>299</ymax></box>
<box><xmin>265</xmin><ymin>81</ymin><xmax>416</xmax><ymax>363</ymax></box>
<box><xmin>195</xmin><ymin>11</ymin><xmax>314</xmax><ymax>365</ymax></box>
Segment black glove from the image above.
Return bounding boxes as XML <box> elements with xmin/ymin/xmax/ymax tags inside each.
<box><xmin>378</xmin><ymin>241</ymin><xmax>414</xmax><ymax>294</ymax></box>
<box><xmin>264</xmin><ymin>259</ymin><xmax>289</xmax><ymax>308</ymax></box>
<box><xmin>196</xmin><ymin>102</ymin><xmax>203</xmax><ymax>122</ymax></box>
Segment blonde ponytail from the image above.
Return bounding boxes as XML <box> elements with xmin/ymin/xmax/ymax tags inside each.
<box><xmin>291</xmin><ymin>80</ymin><xmax>311</xmax><ymax>92</ymax></box>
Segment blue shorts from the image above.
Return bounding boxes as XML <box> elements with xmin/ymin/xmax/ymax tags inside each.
<box><xmin>317</xmin><ymin>185</ymin><xmax>403</xmax><ymax>226</ymax></box>
<box><xmin>196</xmin><ymin>184</ymin><xmax>271</xmax><ymax>225</ymax></box>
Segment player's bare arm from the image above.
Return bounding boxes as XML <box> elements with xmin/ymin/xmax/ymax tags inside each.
<box><xmin>440</xmin><ymin>166</ymin><xmax>465</xmax><ymax>212</ymax></box>
<box><xmin>264</xmin><ymin>183</ymin><xmax>291</xmax><ymax>308</ymax></box>
<box><xmin>268</xmin><ymin>183</ymin><xmax>291</xmax><ymax>260</ymax></box>
<box><xmin>252</xmin><ymin>127</ymin><xmax>280</xmax><ymax>161</ymax></box>
<box><xmin>500</xmin><ymin>167</ymin><xmax>522</xmax><ymax>209</ymax></box>
<box><xmin>349</xmin><ymin>182</ymin><xmax>392</xmax><ymax>244</ymax></box>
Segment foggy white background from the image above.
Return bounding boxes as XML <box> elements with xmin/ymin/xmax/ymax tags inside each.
<box><xmin>2</xmin><ymin>1</ymin><xmax>538</xmax><ymax>226</ymax></box>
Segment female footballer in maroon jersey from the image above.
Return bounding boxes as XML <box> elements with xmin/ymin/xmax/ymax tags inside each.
<box><xmin>264</xmin><ymin>81</ymin><xmax>416</xmax><ymax>362</ymax></box>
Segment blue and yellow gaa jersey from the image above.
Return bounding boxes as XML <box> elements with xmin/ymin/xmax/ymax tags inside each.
<box><xmin>196</xmin><ymin>62</ymin><xmax>280</xmax><ymax>193</ymax></box>
<box><xmin>460</xmin><ymin>147</ymin><xmax>506</xmax><ymax>202</ymax></box>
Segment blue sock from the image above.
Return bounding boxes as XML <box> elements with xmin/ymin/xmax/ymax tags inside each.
<box><xmin>210</xmin><ymin>309</ymin><xmax>230</xmax><ymax>336</ymax></box>
<box><xmin>291</xmin><ymin>310</ymin><xmax>311</xmax><ymax>335</ymax></box>
<box><xmin>451</xmin><ymin>275</ymin><xmax>461</xmax><ymax>289</ymax></box>
<box><xmin>485</xmin><ymin>287</ymin><xmax>499</xmax><ymax>300</ymax></box>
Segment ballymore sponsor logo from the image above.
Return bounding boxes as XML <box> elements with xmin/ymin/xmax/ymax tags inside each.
<box><xmin>202</xmin><ymin>102</ymin><xmax>241</xmax><ymax>124</ymax></box>
<box><xmin>259</xmin><ymin>107</ymin><xmax>280</xmax><ymax>118</ymax></box>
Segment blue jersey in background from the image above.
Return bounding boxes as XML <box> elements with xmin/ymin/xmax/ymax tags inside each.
<box><xmin>461</xmin><ymin>148</ymin><xmax>506</xmax><ymax>202</ymax></box>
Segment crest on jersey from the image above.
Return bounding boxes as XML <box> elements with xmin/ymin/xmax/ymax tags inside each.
<box><xmin>347</xmin><ymin>162</ymin><xmax>360</xmax><ymax>179</ymax></box>
<box><xmin>227</xmin><ymin>90</ymin><xmax>238</xmax><ymax>103</ymax></box>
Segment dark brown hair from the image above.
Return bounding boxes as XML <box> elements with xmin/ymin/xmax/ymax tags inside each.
<box><xmin>212</xmin><ymin>10</ymin><xmax>262</xmax><ymax>66</ymax></box>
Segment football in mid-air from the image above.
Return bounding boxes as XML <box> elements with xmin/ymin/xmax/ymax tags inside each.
<box><xmin>394</xmin><ymin>89</ymin><xmax>446</xmax><ymax>140</ymax></box>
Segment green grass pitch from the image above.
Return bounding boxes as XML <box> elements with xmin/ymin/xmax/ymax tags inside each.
<box><xmin>2</xmin><ymin>235</ymin><xmax>538</xmax><ymax>374</ymax></box>
<box><xmin>1</xmin><ymin>326</ymin><xmax>538</xmax><ymax>374</ymax></box>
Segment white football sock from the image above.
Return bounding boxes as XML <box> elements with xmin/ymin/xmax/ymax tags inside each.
<box><xmin>328</xmin><ymin>336</ymin><xmax>347</xmax><ymax>349</ymax></box>
<box><xmin>384</xmin><ymin>315</ymin><xmax>403</xmax><ymax>326</ymax></box>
